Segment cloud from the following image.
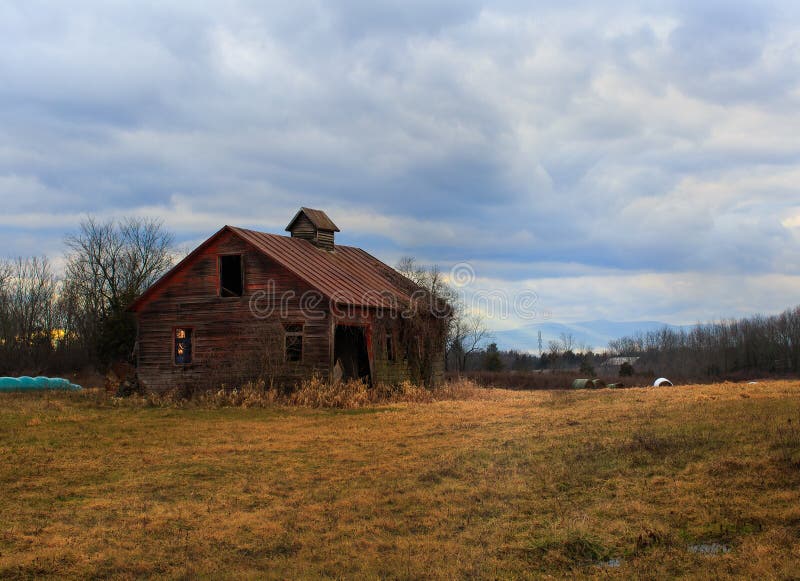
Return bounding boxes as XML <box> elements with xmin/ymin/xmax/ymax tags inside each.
<box><xmin>1</xmin><ymin>0</ymin><xmax>799</xmax><ymax>341</ymax></box>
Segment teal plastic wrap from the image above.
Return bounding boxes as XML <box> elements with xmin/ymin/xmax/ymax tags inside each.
<box><xmin>0</xmin><ymin>376</ymin><xmax>82</xmax><ymax>391</ymax></box>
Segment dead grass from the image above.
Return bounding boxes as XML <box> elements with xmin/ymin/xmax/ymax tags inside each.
<box><xmin>1</xmin><ymin>380</ymin><xmax>799</xmax><ymax>578</ymax></box>
<box><xmin>113</xmin><ymin>377</ymin><xmax>483</xmax><ymax>409</ymax></box>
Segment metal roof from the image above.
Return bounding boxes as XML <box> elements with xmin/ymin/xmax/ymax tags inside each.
<box><xmin>232</xmin><ymin>226</ymin><xmax>412</xmax><ymax>307</ymax></box>
<box><xmin>285</xmin><ymin>207</ymin><xmax>340</xmax><ymax>232</ymax></box>
<box><xmin>129</xmin><ymin>224</ymin><xmax>421</xmax><ymax>311</ymax></box>
<box><xmin>601</xmin><ymin>356</ymin><xmax>639</xmax><ymax>366</ymax></box>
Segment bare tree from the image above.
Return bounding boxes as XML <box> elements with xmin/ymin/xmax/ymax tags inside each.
<box><xmin>547</xmin><ymin>339</ymin><xmax>563</xmax><ymax>358</ymax></box>
<box><xmin>394</xmin><ymin>256</ymin><xmax>455</xmax><ymax>383</ymax></box>
<box><xmin>0</xmin><ymin>257</ymin><xmax>60</xmax><ymax>372</ymax></box>
<box><xmin>65</xmin><ymin>217</ymin><xmax>174</xmax><ymax>311</ymax></box>
<box><xmin>396</xmin><ymin>256</ymin><xmax>453</xmax><ymax>302</ymax></box>
<box><xmin>606</xmin><ymin>304</ymin><xmax>800</xmax><ymax>380</ymax></box>
<box><xmin>64</xmin><ymin>216</ymin><xmax>174</xmax><ymax>364</ymax></box>
<box><xmin>9</xmin><ymin>257</ymin><xmax>58</xmax><ymax>342</ymax></box>
<box><xmin>396</xmin><ymin>256</ymin><xmax>424</xmax><ymax>286</ymax></box>
<box><xmin>0</xmin><ymin>260</ymin><xmax>11</xmax><ymax>348</ymax></box>
<box><xmin>396</xmin><ymin>256</ymin><xmax>492</xmax><ymax>373</ymax></box>
<box><xmin>559</xmin><ymin>332</ymin><xmax>576</xmax><ymax>353</ymax></box>
<box><xmin>448</xmin><ymin>307</ymin><xmax>492</xmax><ymax>372</ymax></box>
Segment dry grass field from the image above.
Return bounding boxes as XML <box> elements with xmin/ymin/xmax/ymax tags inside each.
<box><xmin>1</xmin><ymin>381</ymin><xmax>800</xmax><ymax>579</ymax></box>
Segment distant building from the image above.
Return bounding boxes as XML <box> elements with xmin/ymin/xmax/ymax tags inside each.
<box><xmin>600</xmin><ymin>356</ymin><xmax>639</xmax><ymax>372</ymax></box>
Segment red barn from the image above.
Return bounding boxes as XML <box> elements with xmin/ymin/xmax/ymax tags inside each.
<box><xmin>129</xmin><ymin>208</ymin><xmax>447</xmax><ymax>393</ymax></box>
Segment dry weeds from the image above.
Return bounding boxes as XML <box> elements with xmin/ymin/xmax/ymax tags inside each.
<box><xmin>112</xmin><ymin>377</ymin><xmax>483</xmax><ymax>409</ymax></box>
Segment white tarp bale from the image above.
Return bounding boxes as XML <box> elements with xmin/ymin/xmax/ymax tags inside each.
<box><xmin>653</xmin><ymin>377</ymin><xmax>673</xmax><ymax>387</ymax></box>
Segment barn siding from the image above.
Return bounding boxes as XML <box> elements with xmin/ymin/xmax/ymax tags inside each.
<box><xmin>370</xmin><ymin>318</ymin><xmax>409</xmax><ymax>385</ymax></box>
<box><xmin>136</xmin><ymin>231</ymin><xmax>332</xmax><ymax>392</ymax></box>
<box><xmin>316</xmin><ymin>230</ymin><xmax>335</xmax><ymax>251</ymax></box>
<box><xmin>288</xmin><ymin>214</ymin><xmax>316</xmax><ymax>242</ymax></box>
<box><xmin>288</xmin><ymin>213</ymin><xmax>336</xmax><ymax>251</ymax></box>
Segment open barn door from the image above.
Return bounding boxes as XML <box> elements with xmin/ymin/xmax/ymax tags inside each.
<box><xmin>334</xmin><ymin>325</ymin><xmax>371</xmax><ymax>384</ymax></box>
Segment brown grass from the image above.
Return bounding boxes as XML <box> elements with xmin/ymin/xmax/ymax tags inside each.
<box><xmin>1</xmin><ymin>380</ymin><xmax>799</xmax><ymax>578</ymax></box>
<box><xmin>118</xmin><ymin>377</ymin><xmax>483</xmax><ymax>409</ymax></box>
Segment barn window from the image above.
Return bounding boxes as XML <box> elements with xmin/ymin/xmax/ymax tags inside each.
<box><xmin>219</xmin><ymin>255</ymin><xmax>243</xmax><ymax>297</ymax></box>
<box><xmin>385</xmin><ymin>333</ymin><xmax>395</xmax><ymax>361</ymax></box>
<box><xmin>284</xmin><ymin>324</ymin><xmax>303</xmax><ymax>362</ymax></box>
<box><xmin>174</xmin><ymin>328</ymin><xmax>193</xmax><ymax>365</ymax></box>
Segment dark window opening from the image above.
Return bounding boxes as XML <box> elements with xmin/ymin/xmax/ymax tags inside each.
<box><xmin>219</xmin><ymin>255</ymin><xmax>243</xmax><ymax>297</ymax></box>
<box><xmin>175</xmin><ymin>328</ymin><xmax>192</xmax><ymax>364</ymax></box>
<box><xmin>285</xmin><ymin>323</ymin><xmax>303</xmax><ymax>362</ymax></box>
<box><xmin>385</xmin><ymin>333</ymin><xmax>395</xmax><ymax>361</ymax></box>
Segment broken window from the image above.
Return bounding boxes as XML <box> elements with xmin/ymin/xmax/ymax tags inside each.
<box><xmin>284</xmin><ymin>323</ymin><xmax>303</xmax><ymax>362</ymax></box>
<box><xmin>174</xmin><ymin>328</ymin><xmax>193</xmax><ymax>364</ymax></box>
<box><xmin>219</xmin><ymin>255</ymin><xmax>243</xmax><ymax>297</ymax></box>
<box><xmin>385</xmin><ymin>332</ymin><xmax>395</xmax><ymax>361</ymax></box>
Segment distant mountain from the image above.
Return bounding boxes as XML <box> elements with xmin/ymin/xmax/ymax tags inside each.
<box><xmin>492</xmin><ymin>320</ymin><xmax>691</xmax><ymax>353</ymax></box>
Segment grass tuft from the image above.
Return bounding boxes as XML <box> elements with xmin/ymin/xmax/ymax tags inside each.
<box><xmin>772</xmin><ymin>416</ymin><xmax>800</xmax><ymax>468</ymax></box>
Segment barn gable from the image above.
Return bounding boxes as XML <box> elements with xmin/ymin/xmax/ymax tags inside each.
<box><xmin>130</xmin><ymin>225</ymin><xmax>414</xmax><ymax>313</ymax></box>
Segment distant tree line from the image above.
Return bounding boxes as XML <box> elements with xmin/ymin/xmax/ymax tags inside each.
<box><xmin>0</xmin><ymin>218</ymin><xmax>174</xmax><ymax>375</ymax></box>
<box><xmin>607</xmin><ymin>306</ymin><xmax>800</xmax><ymax>380</ymax></box>
<box><xmin>451</xmin><ymin>334</ymin><xmax>604</xmax><ymax>374</ymax></box>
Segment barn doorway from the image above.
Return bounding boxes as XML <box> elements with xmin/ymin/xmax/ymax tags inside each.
<box><xmin>334</xmin><ymin>325</ymin><xmax>371</xmax><ymax>384</ymax></box>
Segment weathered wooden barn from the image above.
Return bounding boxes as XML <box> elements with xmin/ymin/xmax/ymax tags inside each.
<box><xmin>129</xmin><ymin>208</ymin><xmax>447</xmax><ymax>393</ymax></box>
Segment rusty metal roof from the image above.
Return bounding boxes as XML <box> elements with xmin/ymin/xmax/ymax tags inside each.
<box><xmin>129</xmin><ymin>224</ymin><xmax>425</xmax><ymax>311</ymax></box>
<box><xmin>285</xmin><ymin>207</ymin><xmax>340</xmax><ymax>232</ymax></box>
<box><xmin>231</xmin><ymin>226</ymin><xmax>412</xmax><ymax>307</ymax></box>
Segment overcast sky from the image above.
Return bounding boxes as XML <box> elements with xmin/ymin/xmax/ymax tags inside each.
<box><xmin>2</xmin><ymin>1</ymin><xmax>800</xmax><ymax>330</ymax></box>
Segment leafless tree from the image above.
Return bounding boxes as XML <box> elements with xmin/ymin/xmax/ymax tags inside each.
<box><xmin>396</xmin><ymin>256</ymin><xmax>423</xmax><ymax>285</ymax></box>
<box><xmin>448</xmin><ymin>306</ymin><xmax>492</xmax><ymax>372</ymax></box>
<box><xmin>396</xmin><ymin>256</ymin><xmax>453</xmax><ymax>302</ymax></box>
<box><xmin>547</xmin><ymin>339</ymin><xmax>562</xmax><ymax>358</ymax></box>
<box><xmin>396</xmin><ymin>256</ymin><xmax>492</xmax><ymax>373</ymax></box>
<box><xmin>0</xmin><ymin>257</ymin><xmax>60</xmax><ymax>372</ymax></box>
<box><xmin>394</xmin><ymin>256</ymin><xmax>454</xmax><ymax>383</ymax></box>
<box><xmin>0</xmin><ymin>261</ymin><xmax>11</xmax><ymax>344</ymax></box>
<box><xmin>545</xmin><ymin>332</ymin><xmax>579</xmax><ymax>369</ymax></box>
<box><xmin>65</xmin><ymin>217</ymin><xmax>174</xmax><ymax>312</ymax></box>
<box><xmin>63</xmin><ymin>216</ymin><xmax>174</xmax><ymax>363</ymax></box>
<box><xmin>548</xmin><ymin>332</ymin><xmax>575</xmax><ymax>356</ymax></box>
<box><xmin>607</xmin><ymin>304</ymin><xmax>800</xmax><ymax>380</ymax></box>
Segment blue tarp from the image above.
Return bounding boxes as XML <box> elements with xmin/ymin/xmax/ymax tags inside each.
<box><xmin>0</xmin><ymin>376</ymin><xmax>83</xmax><ymax>391</ymax></box>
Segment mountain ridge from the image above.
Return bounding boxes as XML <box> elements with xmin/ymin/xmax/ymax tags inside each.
<box><xmin>493</xmin><ymin>319</ymin><xmax>694</xmax><ymax>353</ymax></box>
